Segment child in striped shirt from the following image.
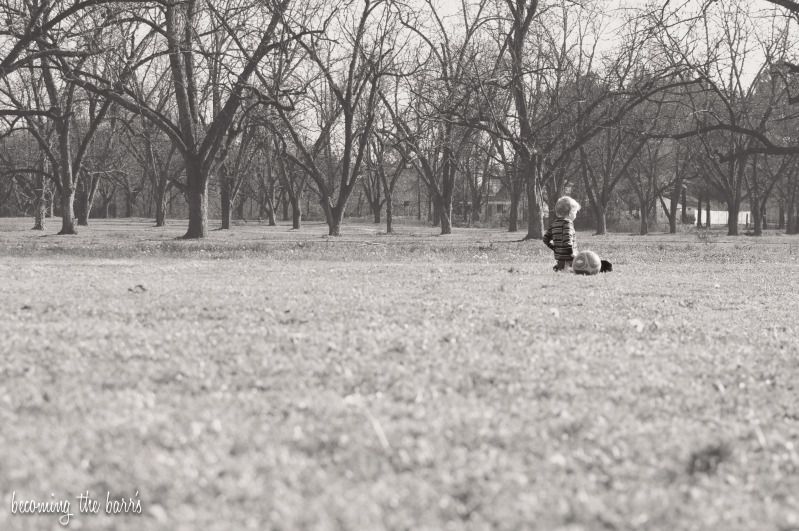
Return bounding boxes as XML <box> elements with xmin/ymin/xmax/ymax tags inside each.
<box><xmin>543</xmin><ymin>196</ymin><xmax>580</xmax><ymax>271</ymax></box>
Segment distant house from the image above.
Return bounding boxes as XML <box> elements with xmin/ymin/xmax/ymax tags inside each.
<box><xmin>484</xmin><ymin>179</ymin><xmax>513</xmax><ymax>220</ymax></box>
<box><xmin>653</xmin><ymin>195</ymin><xmax>779</xmax><ymax>228</ymax></box>
<box><xmin>384</xmin><ymin>168</ymin><xmax>425</xmax><ymax>218</ymax></box>
<box><xmin>676</xmin><ymin>204</ymin><xmax>750</xmax><ymax>227</ymax></box>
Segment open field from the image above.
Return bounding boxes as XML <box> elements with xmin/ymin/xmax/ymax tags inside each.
<box><xmin>1</xmin><ymin>218</ymin><xmax>799</xmax><ymax>530</ymax></box>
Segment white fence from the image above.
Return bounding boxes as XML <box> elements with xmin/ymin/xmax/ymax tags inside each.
<box><xmin>680</xmin><ymin>207</ymin><xmax>750</xmax><ymax>226</ymax></box>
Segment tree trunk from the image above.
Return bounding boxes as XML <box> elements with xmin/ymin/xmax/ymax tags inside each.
<box><xmin>439</xmin><ymin>129</ymin><xmax>455</xmax><ymax>236</ymax></box>
<box><xmin>440</xmin><ymin>210</ymin><xmax>452</xmax><ymax>235</ymax></box>
<box><xmin>431</xmin><ymin>195</ymin><xmax>441</xmax><ymax>227</ymax></box>
<box><xmin>373</xmin><ymin>200</ymin><xmax>381</xmax><ymax>224</ymax></box>
<box><xmin>786</xmin><ymin>196</ymin><xmax>797</xmax><ymax>234</ymax></box>
<box><xmin>526</xmin><ymin>187</ymin><xmax>544</xmax><ymax>240</ymax></box>
<box><xmin>155</xmin><ymin>182</ymin><xmax>168</xmax><ymax>227</ymax></box>
<box><xmin>183</xmin><ymin>159</ymin><xmax>208</xmax><ymax>238</ymax></box>
<box><xmin>579</xmin><ymin>156</ymin><xmax>605</xmax><ymax>235</ymax></box>
<box><xmin>471</xmin><ymin>200</ymin><xmax>481</xmax><ymax>224</ymax></box>
<box><xmin>594</xmin><ymin>204</ymin><xmax>607</xmax><ymax>235</ymax></box>
<box><xmin>525</xmin><ymin>157</ymin><xmax>544</xmax><ymax>240</ymax></box>
<box><xmin>33</xmin><ymin>173</ymin><xmax>46</xmax><ymax>231</ymax></box>
<box><xmin>778</xmin><ymin>200</ymin><xmax>785</xmax><ymax>230</ymax></box>
<box><xmin>637</xmin><ymin>192</ymin><xmax>650</xmax><ymax>235</ymax></box>
<box><xmin>33</xmin><ymin>198</ymin><xmax>46</xmax><ymax>230</ymax></box>
<box><xmin>752</xmin><ymin>199</ymin><xmax>762</xmax><ymax>236</ymax></box>
<box><xmin>33</xmin><ymin>198</ymin><xmax>47</xmax><ymax>231</ymax></box>
<box><xmin>793</xmin><ymin>203</ymin><xmax>799</xmax><ymax>234</ymax></box>
<box><xmin>282</xmin><ymin>194</ymin><xmax>290</xmax><ymax>221</ymax></box>
<box><xmin>321</xmin><ymin>197</ymin><xmax>334</xmax><ymax>232</ymax></box>
<box><xmin>235</xmin><ymin>197</ymin><xmax>245</xmax><ymax>221</ymax></box>
<box><xmin>417</xmin><ymin>174</ymin><xmax>422</xmax><ymax>220</ymax></box>
<box><xmin>727</xmin><ymin>200</ymin><xmax>739</xmax><ymax>236</ymax></box>
<box><xmin>667</xmin><ymin>180</ymin><xmax>681</xmax><ymax>234</ymax></box>
<box><xmin>290</xmin><ymin>196</ymin><xmax>301</xmax><ymax>230</ymax></box>
<box><xmin>526</xmin><ymin>187</ymin><xmax>544</xmax><ymax>239</ymax></box>
<box><xmin>327</xmin><ymin>202</ymin><xmax>345</xmax><ymax>236</ymax></box>
<box><xmin>440</xmin><ymin>193</ymin><xmax>453</xmax><ymax>235</ymax></box>
<box><xmin>53</xmin><ymin>109</ymin><xmax>78</xmax><ymax>235</ymax></box>
<box><xmin>220</xmin><ymin>166</ymin><xmax>232</xmax><ymax>230</ymax></box>
<box><xmin>370</xmin><ymin>178</ymin><xmax>382</xmax><ymax>224</ymax></box>
<box><xmin>264</xmin><ymin>194</ymin><xmax>277</xmax><ymax>226</ymax></box>
<box><xmin>76</xmin><ymin>188</ymin><xmax>89</xmax><ymax>226</ymax></box>
<box><xmin>697</xmin><ymin>195</ymin><xmax>703</xmax><ymax>228</ymax></box>
<box><xmin>668</xmin><ymin>212</ymin><xmax>677</xmax><ymax>234</ymax></box>
<box><xmin>508</xmin><ymin>194</ymin><xmax>520</xmax><ymax>232</ymax></box>
<box><xmin>680</xmin><ymin>187</ymin><xmax>688</xmax><ymax>224</ymax></box>
<box><xmin>705</xmin><ymin>198</ymin><xmax>711</xmax><ymax>228</ymax></box>
<box><xmin>385</xmin><ymin>191</ymin><xmax>393</xmax><ymax>234</ymax></box>
<box><xmin>78</xmin><ymin>173</ymin><xmax>101</xmax><ymax>226</ymax></box>
<box><xmin>59</xmin><ymin>188</ymin><xmax>77</xmax><ymax>235</ymax></box>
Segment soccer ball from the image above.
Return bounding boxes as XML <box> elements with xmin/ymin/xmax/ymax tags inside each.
<box><xmin>573</xmin><ymin>250</ymin><xmax>601</xmax><ymax>275</ymax></box>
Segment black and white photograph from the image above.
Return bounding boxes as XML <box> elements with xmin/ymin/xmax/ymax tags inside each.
<box><xmin>1</xmin><ymin>0</ymin><xmax>799</xmax><ymax>529</ymax></box>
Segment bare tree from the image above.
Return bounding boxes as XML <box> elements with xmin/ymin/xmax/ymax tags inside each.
<box><xmin>361</xmin><ymin>140</ymin><xmax>385</xmax><ymax>224</ymax></box>
<box><xmin>0</xmin><ymin>0</ymin><xmax>119</xmax><ymax>82</ymax></box>
<box><xmin>369</xmin><ymin>126</ymin><xmax>406</xmax><ymax>233</ymax></box>
<box><xmin>2</xmin><ymin>27</ymin><xmax>113</xmax><ymax>234</ymax></box>
<box><xmin>0</xmin><ymin>132</ymin><xmax>52</xmax><ymax>229</ymax></box>
<box><xmin>469</xmin><ymin>0</ymin><xmax>694</xmax><ymax>237</ymax></box>
<box><xmin>626</xmin><ymin>139</ymin><xmax>672</xmax><ymax>235</ymax></box>
<box><xmin>660</xmin><ymin>141</ymin><xmax>700</xmax><ymax>234</ymax></box>
<box><xmin>461</xmin><ymin>134</ymin><xmax>493</xmax><ymax>225</ymax></box>
<box><xmin>274</xmin><ymin>0</ymin><xmax>398</xmax><ymax>236</ymax></box>
<box><xmin>64</xmin><ymin>0</ymin><xmax>290</xmax><ymax>238</ymax></box>
<box><xmin>117</xmin><ymin>75</ymin><xmax>182</xmax><ymax>226</ymax></box>
<box><xmin>252</xmin><ymin>140</ymin><xmax>281</xmax><ymax>225</ymax></box>
<box><xmin>216</xmin><ymin>114</ymin><xmax>260</xmax><ymax>229</ymax></box>
<box><xmin>374</xmin><ymin>0</ymin><xmax>491</xmax><ymax>234</ymax></box>
<box><xmin>492</xmin><ymin>0</ymin><xmax>545</xmax><ymax>237</ymax></box>
<box><xmin>648</xmin><ymin>0</ymin><xmax>799</xmax><ymax>235</ymax></box>
<box><xmin>579</xmin><ymin>127</ymin><xmax>646</xmax><ymax>235</ymax></box>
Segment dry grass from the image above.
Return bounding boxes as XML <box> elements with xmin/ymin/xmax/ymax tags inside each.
<box><xmin>1</xmin><ymin>218</ymin><xmax>798</xmax><ymax>530</ymax></box>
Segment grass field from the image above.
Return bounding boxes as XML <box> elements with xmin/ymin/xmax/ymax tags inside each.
<box><xmin>1</xmin><ymin>218</ymin><xmax>799</xmax><ymax>531</ymax></box>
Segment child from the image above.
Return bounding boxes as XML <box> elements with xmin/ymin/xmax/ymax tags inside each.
<box><xmin>543</xmin><ymin>196</ymin><xmax>580</xmax><ymax>271</ymax></box>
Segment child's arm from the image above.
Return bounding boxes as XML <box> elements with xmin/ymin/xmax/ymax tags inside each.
<box><xmin>543</xmin><ymin>226</ymin><xmax>554</xmax><ymax>250</ymax></box>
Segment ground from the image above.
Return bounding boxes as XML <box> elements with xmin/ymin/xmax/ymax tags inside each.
<box><xmin>1</xmin><ymin>218</ymin><xmax>798</xmax><ymax>531</ymax></box>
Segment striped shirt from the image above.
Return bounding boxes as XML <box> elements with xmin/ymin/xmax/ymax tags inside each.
<box><xmin>543</xmin><ymin>218</ymin><xmax>576</xmax><ymax>260</ymax></box>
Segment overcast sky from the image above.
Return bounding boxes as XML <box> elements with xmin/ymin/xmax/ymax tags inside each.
<box><xmin>424</xmin><ymin>0</ymin><xmax>789</xmax><ymax>87</ymax></box>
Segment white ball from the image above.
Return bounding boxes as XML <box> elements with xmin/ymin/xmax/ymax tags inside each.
<box><xmin>573</xmin><ymin>250</ymin><xmax>601</xmax><ymax>275</ymax></box>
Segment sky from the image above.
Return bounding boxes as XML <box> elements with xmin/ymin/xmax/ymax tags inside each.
<box><xmin>424</xmin><ymin>0</ymin><xmax>790</xmax><ymax>88</ymax></box>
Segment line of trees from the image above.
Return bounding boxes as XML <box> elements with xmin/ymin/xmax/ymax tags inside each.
<box><xmin>2</xmin><ymin>0</ymin><xmax>799</xmax><ymax>238</ymax></box>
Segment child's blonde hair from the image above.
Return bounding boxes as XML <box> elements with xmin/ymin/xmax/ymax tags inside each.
<box><xmin>554</xmin><ymin>196</ymin><xmax>580</xmax><ymax>220</ymax></box>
